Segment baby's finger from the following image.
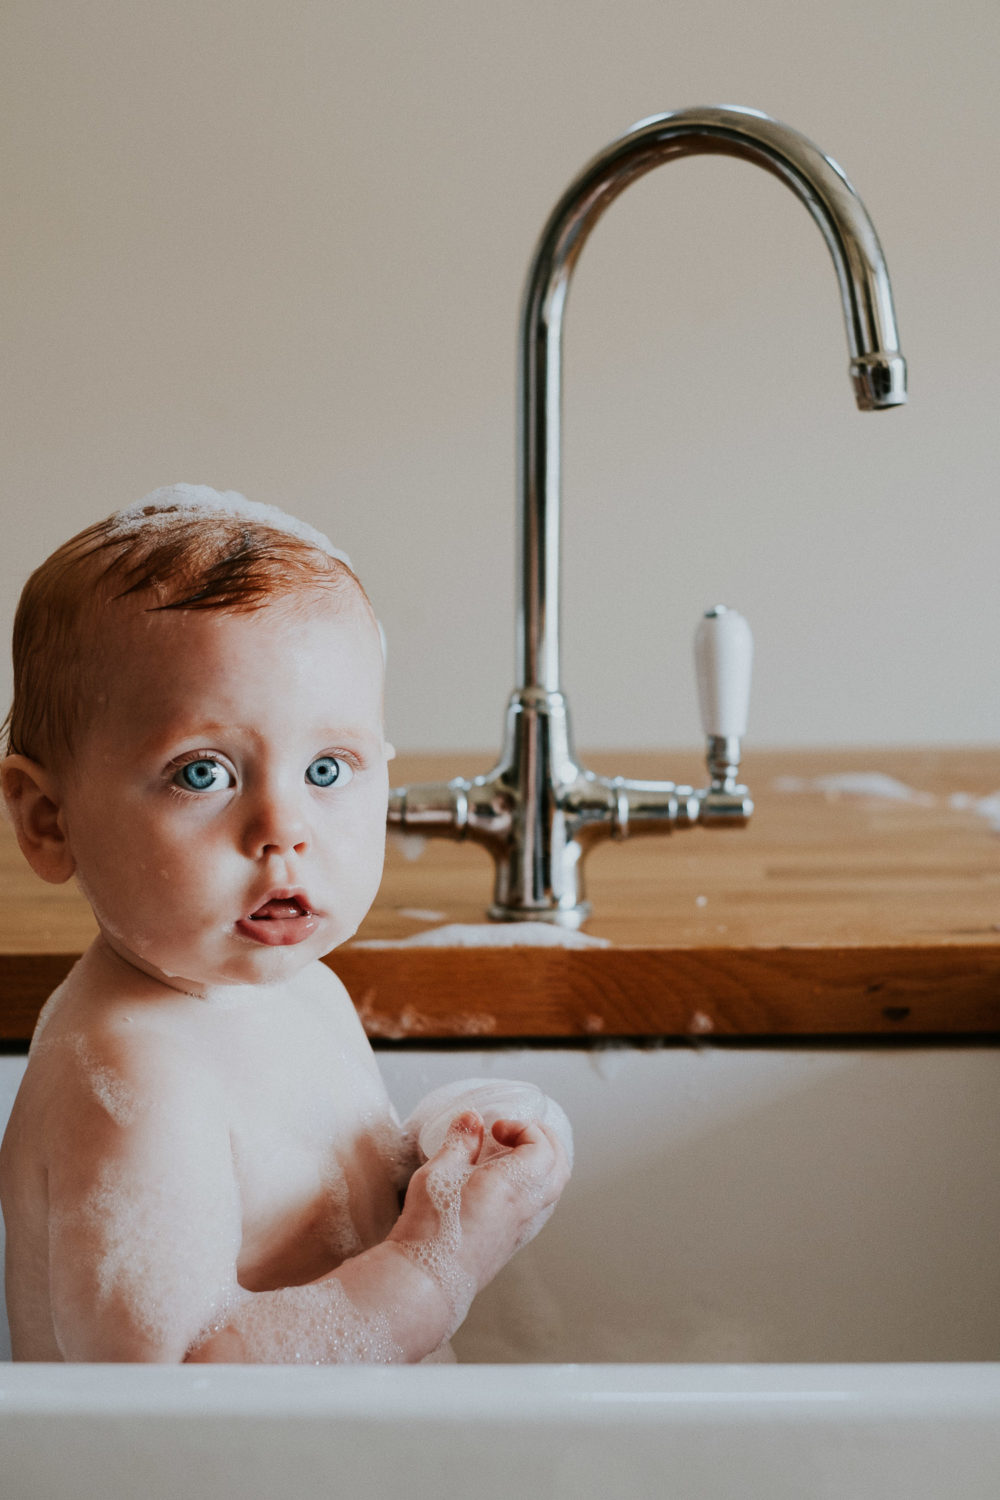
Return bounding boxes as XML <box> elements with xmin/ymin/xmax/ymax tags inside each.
<box><xmin>491</xmin><ymin>1116</ymin><xmax>563</xmax><ymax>1156</ymax></box>
<box><xmin>488</xmin><ymin>1116</ymin><xmax>551</xmax><ymax>1146</ymax></box>
<box><xmin>489</xmin><ymin>1118</ymin><xmax>568</xmax><ymax>1180</ymax></box>
<box><xmin>501</xmin><ymin>1119</ymin><xmax>572</xmax><ymax>1197</ymax></box>
<box><xmin>436</xmin><ymin>1109</ymin><xmax>486</xmax><ymax>1164</ymax></box>
<box><xmin>489</xmin><ymin>1116</ymin><xmax>535</xmax><ymax>1150</ymax></box>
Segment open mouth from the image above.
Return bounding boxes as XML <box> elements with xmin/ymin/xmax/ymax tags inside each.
<box><xmin>237</xmin><ymin>894</ymin><xmax>318</xmax><ymax>947</ymax></box>
<box><xmin>249</xmin><ymin>896</ymin><xmax>312</xmax><ymax>921</ymax></box>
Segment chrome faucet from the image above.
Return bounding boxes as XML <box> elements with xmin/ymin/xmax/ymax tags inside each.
<box><xmin>388</xmin><ymin>106</ymin><xmax>907</xmax><ymax>927</ymax></box>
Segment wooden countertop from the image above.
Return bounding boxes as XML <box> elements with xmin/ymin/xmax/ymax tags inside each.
<box><xmin>3</xmin><ymin>748</ymin><xmax>1000</xmax><ymax>1042</ymax></box>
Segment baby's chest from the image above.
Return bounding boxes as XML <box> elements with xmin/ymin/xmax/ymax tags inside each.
<box><xmin>225</xmin><ymin>1067</ymin><xmax>404</xmax><ymax>1286</ymax></box>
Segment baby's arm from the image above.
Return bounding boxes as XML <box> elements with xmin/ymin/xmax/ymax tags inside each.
<box><xmin>190</xmin><ymin>1111</ymin><xmax>569</xmax><ymax>1363</ymax></box>
<box><xmin>46</xmin><ymin>1040</ymin><xmax>245</xmax><ymax>1362</ymax></box>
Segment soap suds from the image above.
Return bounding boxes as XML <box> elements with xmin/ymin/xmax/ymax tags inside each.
<box><xmin>28</xmin><ymin>979</ymin><xmax>74</xmax><ymax>1052</ymax></box>
<box><xmin>214</xmin><ymin>1281</ymin><xmax>404</xmax><ymax>1365</ymax></box>
<box><xmin>947</xmin><ymin>791</ymin><xmax>1000</xmax><ymax>832</ymax></box>
<box><xmin>76</xmin><ymin>1044</ymin><xmax>139</xmax><ymax>1128</ymax></box>
<box><xmin>353</xmin><ymin>997</ymin><xmax>498</xmax><ymax>1041</ymax></box>
<box><xmin>399</xmin><ymin>1007</ymin><xmax>496</xmax><ymax>1039</ymax></box>
<box><xmin>319</xmin><ymin>1155</ymin><xmax>365</xmax><ymax>1263</ymax></box>
<box><xmin>388</xmin><ymin>832</ymin><xmax>428</xmax><ymax>862</ymax></box>
<box><xmin>773</xmin><ymin>772</ymin><xmax>935</xmax><ymax>805</ymax></box>
<box><xmin>368</xmin><ymin>1111</ymin><xmax>420</xmax><ymax>1194</ymax></box>
<box><xmin>68</xmin><ymin>1160</ymin><xmax>236</xmax><ymax>1352</ymax></box>
<box><xmin>775</xmin><ymin>771</ymin><xmax>1000</xmax><ymax>832</ymax></box>
<box><xmin>30</xmin><ymin>1032</ymin><xmax>139</xmax><ymax>1127</ymax></box>
<box><xmin>393</xmin><ymin>1142</ymin><xmax>478</xmax><ymax>1340</ymax></box>
<box><xmin>395</xmin><ymin>1082</ymin><xmax>573</xmax><ymax>1329</ymax></box>
<box><xmin>355</xmin><ymin>922</ymin><xmax>609</xmax><ymax>950</ymax></box>
<box><xmin>406</xmin><ymin>1078</ymin><xmax>573</xmax><ymax>1169</ymax></box>
<box><xmin>108</xmin><ymin>484</ymin><xmax>352</xmax><ymax>566</ymax></box>
<box><xmin>589</xmin><ymin>1043</ymin><xmax>630</xmax><ymax>1083</ymax></box>
<box><xmin>397</xmin><ymin>907</ymin><xmax>447</xmax><ymax>923</ymax></box>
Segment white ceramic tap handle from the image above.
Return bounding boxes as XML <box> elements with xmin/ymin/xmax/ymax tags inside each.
<box><xmin>694</xmin><ymin>606</ymin><xmax>753</xmax><ymax>739</ymax></box>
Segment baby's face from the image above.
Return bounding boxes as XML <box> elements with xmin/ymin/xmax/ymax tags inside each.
<box><xmin>57</xmin><ymin>588</ymin><xmax>390</xmax><ymax>993</ymax></box>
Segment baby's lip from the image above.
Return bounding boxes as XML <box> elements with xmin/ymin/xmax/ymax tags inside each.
<box><xmin>237</xmin><ymin>890</ymin><xmax>318</xmax><ymax>947</ymax></box>
<box><xmin>246</xmin><ymin>891</ymin><xmax>314</xmax><ymax>921</ymax></box>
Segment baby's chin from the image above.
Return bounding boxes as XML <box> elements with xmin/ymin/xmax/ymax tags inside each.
<box><xmin>100</xmin><ymin>928</ymin><xmax>331</xmax><ymax>998</ymax></box>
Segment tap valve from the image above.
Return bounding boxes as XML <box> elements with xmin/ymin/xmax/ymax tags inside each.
<box><xmin>694</xmin><ymin>606</ymin><xmax>754</xmax><ymax>823</ymax></box>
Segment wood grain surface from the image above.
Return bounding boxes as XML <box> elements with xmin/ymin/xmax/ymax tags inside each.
<box><xmin>3</xmin><ymin>748</ymin><xmax>1000</xmax><ymax>1041</ymax></box>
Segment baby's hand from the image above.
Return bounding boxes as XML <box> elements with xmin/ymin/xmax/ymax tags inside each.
<box><xmin>387</xmin><ymin>1110</ymin><xmax>570</xmax><ymax>1335</ymax></box>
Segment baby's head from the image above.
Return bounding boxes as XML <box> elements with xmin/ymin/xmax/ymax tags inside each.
<box><xmin>3</xmin><ymin>486</ymin><xmax>391</xmax><ymax>991</ymax></box>
<box><xmin>4</xmin><ymin>484</ymin><xmax>378</xmax><ymax>771</ymax></box>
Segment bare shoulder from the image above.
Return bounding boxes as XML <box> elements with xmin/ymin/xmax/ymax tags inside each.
<box><xmin>27</xmin><ymin>942</ymin><xmax>208</xmax><ymax>1074</ymax></box>
<box><xmin>11</xmin><ymin>968</ymin><xmax>221</xmax><ymax>1174</ymax></box>
<box><xmin>292</xmin><ymin>958</ymin><xmax>384</xmax><ymax>1085</ymax></box>
<box><xmin>301</xmin><ymin>959</ymin><xmax>371</xmax><ymax>1034</ymax></box>
<box><xmin>299</xmin><ymin>956</ymin><xmax>352</xmax><ymax>1004</ymax></box>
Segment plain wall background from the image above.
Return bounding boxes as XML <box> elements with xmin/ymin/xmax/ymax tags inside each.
<box><xmin>2</xmin><ymin>0</ymin><xmax>996</xmax><ymax>754</ymax></box>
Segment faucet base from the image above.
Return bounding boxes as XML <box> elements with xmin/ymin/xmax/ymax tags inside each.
<box><xmin>387</xmin><ymin>688</ymin><xmax>751</xmax><ymax>925</ymax></box>
<box><xmin>487</xmin><ymin>900</ymin><xmax>592</xmax><ymax>930</ymax></box>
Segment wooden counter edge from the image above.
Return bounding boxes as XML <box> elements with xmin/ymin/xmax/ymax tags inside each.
<box><xmin>3</xmin><ymin>944</ymin><xmax>1000</xmax><ymax>1044</ymax></box>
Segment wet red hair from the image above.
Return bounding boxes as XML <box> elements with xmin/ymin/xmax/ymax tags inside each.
<box><xmin>3</xmin><ymin>509</ymin><xmax>370</xmax><ymax>767</ymax></box>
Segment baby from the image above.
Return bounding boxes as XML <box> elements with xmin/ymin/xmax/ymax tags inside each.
<box><xmin>0</xmin><ymin>486</ymin><xmax>570</xmax><ymax>1363</ymax></box>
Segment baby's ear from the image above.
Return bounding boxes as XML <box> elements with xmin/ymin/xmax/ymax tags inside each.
<box><xmin>1</xmin><ymin>754</ymin><xmax>76</xmax><ymax>884</ymax></box>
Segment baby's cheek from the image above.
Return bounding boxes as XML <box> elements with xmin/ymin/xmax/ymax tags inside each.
<box><xmin>333</xmin><ymin>814</ymin><xmax>387</xmax><ymax>906</ymax></box>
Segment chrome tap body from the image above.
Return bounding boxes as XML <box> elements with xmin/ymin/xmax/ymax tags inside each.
<box><xmin>388</xmin><ymin>107</ymin><xmax>906</xmax><ymax>927</ymax></box>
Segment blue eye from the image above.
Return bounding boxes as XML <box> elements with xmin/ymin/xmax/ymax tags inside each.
<box><xmin>175</xmin><ymin>759</ymin><xmax>234</xmax><ymax>793</ymax></box>
<box><xmin>306</xmin><ymin>756</ymin><xmax>352</xmax><ymax>788</ymax></box>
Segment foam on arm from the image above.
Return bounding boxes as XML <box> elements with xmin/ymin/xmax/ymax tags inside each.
<box><xmin>46</xmin><ymin>1045</ymin><xmax>243</xmax><ymax>1362</ymax></box>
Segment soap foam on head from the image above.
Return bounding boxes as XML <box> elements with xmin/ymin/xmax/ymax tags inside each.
<box><xmin>105</xmin><ymin>484</ymin><xmax>391</xmax><ymax>663</ymax></box>
<box><xmin>107</xmin><ymin>484</ymin><xmax>353</xmax><ymax>568</ymax></box>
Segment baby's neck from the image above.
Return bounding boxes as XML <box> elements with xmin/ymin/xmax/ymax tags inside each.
<box><xmin>91</xmin><ymin>932</ymin><xmax>284</xmax><ymax>1010</ymax></box>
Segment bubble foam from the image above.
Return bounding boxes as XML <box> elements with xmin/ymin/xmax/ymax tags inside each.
<box><xmin>406</xmin><ymin>1078</ymin><xmax>574</xmax><ymax>1170</ymax></box>
<box><xmin>107</xmin><ymin>484</ymin><xmax>352</xmax><ymax>567</ymax></box>
<box><xmin>394</xmin><ymin>1147</ymin><xmax>478</xmax><ymax>1340</ymax></box>
<box><xmin>356</xmin><ymin>922</ymin><xmax>609</xmax><ymax>950</ymax></box>
<box><xmin>195</xmin><ymin>1280</ymin><xmax>404</xmax><ymax>1365</ymax></box>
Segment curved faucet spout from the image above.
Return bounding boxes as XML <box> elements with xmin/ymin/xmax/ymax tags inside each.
<box><xmin>390</xmin><ymin>106</ymin><xmax>906</xmax><ymax>926</ymax></box>
<box><xmin>518</xmin><ymin>104</ymin><xmax>907</xmax><ymax>694</ymax></box>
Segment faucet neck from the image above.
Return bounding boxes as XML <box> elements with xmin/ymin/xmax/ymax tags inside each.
<box><xmin>515</xmin><ymin>104</ymin><xmax>906</xmax><ymax>693</ymax></box>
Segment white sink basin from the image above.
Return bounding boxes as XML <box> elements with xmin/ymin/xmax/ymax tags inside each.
<box><xmin>2</xmin><ymin>1044</ymin><xmax>998</xmax><ymax>1498</ymax></box>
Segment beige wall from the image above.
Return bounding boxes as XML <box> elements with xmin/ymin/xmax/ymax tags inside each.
<box><xmin>2</xmin><ymin>1</ymin><xmax>996</xmax><ymax>752</ymax></box>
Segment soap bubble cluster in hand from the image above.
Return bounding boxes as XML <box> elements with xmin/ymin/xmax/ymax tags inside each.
<box><xmin>396</xmin><ymin>1078</ymin><xmax>575</xmax><ymax>1326</ymax></box>
<box><xmin>407</xmin><ymin>1078</ymin><xmax>574</xmax><ymax>1170</ymax></box>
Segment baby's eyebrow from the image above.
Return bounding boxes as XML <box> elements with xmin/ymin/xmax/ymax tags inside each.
<box><xmin>275</xmin><ymin>726</ymin><xmax>387</xmax><ymax>755</ymax></box>
<box><xmin>144</xmin><ymin>723</ymin><xmax>385</xmax><ymax>754</ymax></box>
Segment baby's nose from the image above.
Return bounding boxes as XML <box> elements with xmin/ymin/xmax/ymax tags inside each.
<box><xmin>243</xmin><ymin>784</ymin><xmax>309</xmax><ymax>858</ymax></box>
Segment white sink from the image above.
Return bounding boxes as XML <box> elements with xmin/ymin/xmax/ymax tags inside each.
<box><xmin>2</xmin><ymin>1044</ymin><xmax>998</xmax><ymax>1499</ymax></box>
